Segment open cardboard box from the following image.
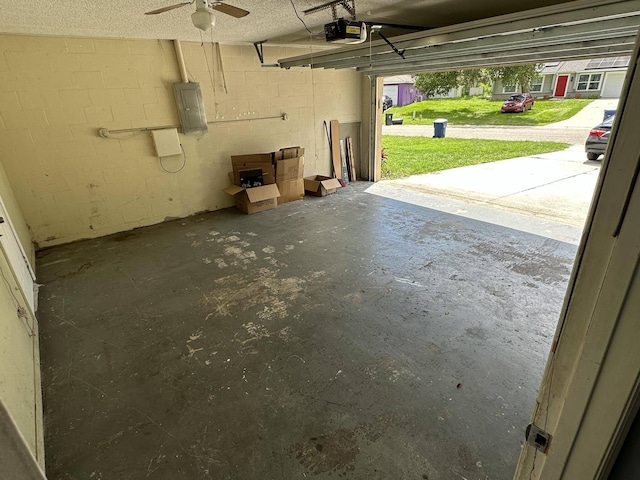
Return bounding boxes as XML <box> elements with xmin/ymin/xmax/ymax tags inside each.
<box><xmin>230</xmin><ymin>153</ymin><xmax>274</xmax><ymax>187</ymax></box>
<box><xmin>223</xmin><ymin>183</ymin><xmax>280</xmax><ymax>214</ymax></box>
<box><xmin>304</xmin><ymin>175</ymin><xmax>342</xmax><ymax>197</ymax></box>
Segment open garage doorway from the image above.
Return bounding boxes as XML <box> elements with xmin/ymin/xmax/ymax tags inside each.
<box><xmin>372</xmin><ymin>67</ymin><xmax>634</xmax><ymax>479</ymax></box>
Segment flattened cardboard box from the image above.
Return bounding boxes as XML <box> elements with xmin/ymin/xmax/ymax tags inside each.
<box><xmin>275</xmin><ymin>156</ymin><xmax>304</xmax><ymax>204</ymax></box>
<box><xmin>224</xmin><ymin>183</ymin><xmax>280</xmax><ymax>214</ymax></box>
<box><xmin>276</xmin><ymin>157</ymin><xmax>304</xmax><ymax>183</ymax></box>
<box><xmin>304</xmin><ymin>175</ymin><xmax>342</xmax><ymax>197</ymax></box>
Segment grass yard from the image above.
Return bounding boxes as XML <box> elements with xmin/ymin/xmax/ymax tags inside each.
<box><xmin>381</xmin><ymin>136</ymin><xmax>569</xmax><ymax>179</ymax></box>
<box><xmin>386</xmin><ymin>96</ymin><xmax>594</xmax><ymax>126</ymax></box>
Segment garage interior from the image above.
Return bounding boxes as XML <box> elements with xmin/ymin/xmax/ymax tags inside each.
<box><xmin>2</xmin><ymin>0</ymin><xmax>640</xmax><ymax>479</ymax></box>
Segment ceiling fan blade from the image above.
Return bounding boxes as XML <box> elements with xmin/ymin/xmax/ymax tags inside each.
<box><xmin>145</xmin><ymin>2</ymin><xmax>192</xmax><ymax>15</ymax></box>
<box><xmin>211</xmin><ymin>3</ymin><xmax>249</xmax><ymax>18</ymax></box>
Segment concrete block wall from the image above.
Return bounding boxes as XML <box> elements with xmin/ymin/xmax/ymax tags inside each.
<box><xmin>0</xmin><ymin>34</ymin><xmax>363</xmax><ymax>247</ymax></box>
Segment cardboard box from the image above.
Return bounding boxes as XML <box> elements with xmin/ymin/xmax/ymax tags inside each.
<box><xmin>304</xmin><ymin>175</ymin><xmax>342</xmax><ymax>197</ymax></box>
<box><xmin>277</xmin><ymin>178</ymin><xmax>305</xmax><ymax>204</ymax></box>
<box><xmin>224</xmin><ymin>183</ymin><xmax>280</xmax><ymax>214</ymax></box>
<box><xmin>231</xmin><ymin>154</ymin><xmax>274</xmax><ymax>187</ymax></box>
<box><xmin>275</xmin><ymin>153</ymin><xmax>304</xmax><ymax>205</ymax></box>
<box><xmin>274</xmin><ymin>147</ymin><xmax>305</xmax><ymax>161</ymax></box>
<box><xmin>226</xmin><ymin>147</ymin><xmax>304</xmax><ymax>209</ymax></box>
<box><xmin>275</xmin><ymin>157</ymin><xmax>303</xmax><ymax>183</ymax></box>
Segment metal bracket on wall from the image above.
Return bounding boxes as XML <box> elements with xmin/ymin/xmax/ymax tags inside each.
<box><xmin>253</xmin><ymin>41</ymin><xmax>281</xmax><ymax>68</ymax></box>
<box><xmin>254</xmin><ymin>41</ymin><xmax>266</xmax><ymax>64</ymax></box>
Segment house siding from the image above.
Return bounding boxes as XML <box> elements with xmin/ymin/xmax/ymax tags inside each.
<box><xmin>492</xmin><ymin>69</ymin><xmax>626</xmax><ymax>100</ymax></box>
<box><xmin>397</xmin><ymin>83</ymin><xmax>421</xmax><ymax>106</ymax></box>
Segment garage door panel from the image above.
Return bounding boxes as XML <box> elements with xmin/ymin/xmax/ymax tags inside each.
<box><xmin>603</xmin><ymin>72</ymin><xmax>626</xmax><ymax>97</ymax></box>
<box><xmin>383</xmin><ymin>85</ymin><xmax>398</xmax><ymax>105</ymax></box>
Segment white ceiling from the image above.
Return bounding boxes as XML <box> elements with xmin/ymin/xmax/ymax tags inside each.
<box><xmin>0</xmin><ymin>0</ymin><xmax>577</xmax><ymax>46</ymax></box>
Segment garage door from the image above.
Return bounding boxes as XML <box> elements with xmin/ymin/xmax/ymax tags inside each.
<box><xmin>602</xmin><ymin>72</ymin><xmax>626</xmax><ymax>97</ymax></box>
<box><xmin>383</xmin><ymin>84</ymin><xmax>398</xmax><ymax>106</ymax></box>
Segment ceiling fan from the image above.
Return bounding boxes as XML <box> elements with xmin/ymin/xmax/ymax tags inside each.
<box><xmin>145</xmin><ymin>0</ymin><xmax>249</xmax><ymax>31</ymax></box>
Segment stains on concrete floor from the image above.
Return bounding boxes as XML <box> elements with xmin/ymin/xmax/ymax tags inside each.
<box><xmin>36</xmin><ymin>182</ymin><xmax>578</xmax><ymax>479</ymax></box>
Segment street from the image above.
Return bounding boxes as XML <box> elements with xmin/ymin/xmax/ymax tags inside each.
<box><xmin>382</xmin><ymin>124</ymin><xmax>589</xmax><ymax>145</ymax></box>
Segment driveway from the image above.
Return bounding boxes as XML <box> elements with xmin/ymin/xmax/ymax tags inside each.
<box><xmin>372</xmin><ymin>145</ymin><xmax>601</xmax><ymax>230</ymax></box>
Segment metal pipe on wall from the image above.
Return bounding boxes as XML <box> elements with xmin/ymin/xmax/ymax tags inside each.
<box><xmin>173</xmin><ymin>40</ymin><xmax>189</xmax><ymax>83</ymax></box>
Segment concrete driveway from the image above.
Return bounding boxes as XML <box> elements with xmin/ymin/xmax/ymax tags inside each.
<box><xmin>370</xmin><ymin>145</ymin><xmax>601</xmax><ymax>237</ymax></box>
<box><xmin>384</xmin><ymin>145</ymin><xmax>600</xmax><ymax>226</ymax></box>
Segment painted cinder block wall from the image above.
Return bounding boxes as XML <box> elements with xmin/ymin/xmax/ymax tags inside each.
<box><xmin>0</xmin><ymin>34</ymin><xmax>364</xmax><ymax>248</ymax></box>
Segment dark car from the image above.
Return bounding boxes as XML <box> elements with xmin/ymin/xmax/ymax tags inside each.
<box><xmin>585</xmin><ymin>114</ymin><xmax>615</xmax><ymax>161</ymax></box>
<box><xmin>501</xmin><ymin>93</ymin><xmax>534</xmax><ymax>113</ymax></box>
<box><xmin>382</xmin><ymin>95</ymin><xmax>393</xmax><ymax>111</ymax></box>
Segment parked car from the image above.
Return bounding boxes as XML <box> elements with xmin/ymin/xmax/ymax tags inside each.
<box><xmin>382</xmin><ymin>95</ymin><xmax>393</xmax><ymax>111</ymax></box>
<box><xmin>500</xmin><ymin>93</ymin><xmax>534</xmax><ymax>113</ymax></box>
<box><xmin>585</xmin><ymin>114</ymin><xmax>615</xmax><ymax>161</ymax></box>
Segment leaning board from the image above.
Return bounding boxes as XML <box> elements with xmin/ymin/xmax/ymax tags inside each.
<box><xmin>330</xmin><ymin>120</ymin><xmax>342</xmax><ymax>179</ymax></box>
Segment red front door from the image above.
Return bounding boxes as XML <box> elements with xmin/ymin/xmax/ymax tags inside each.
<box><xmin>554</xmin><ymin>75</ymin><xmax>569</xmax><ymax>97</ymax></box>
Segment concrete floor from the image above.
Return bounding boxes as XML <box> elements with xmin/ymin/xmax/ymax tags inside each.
<box><xmin>37</xmin><ymin>182</ymin><xmax>578</xmax><ymax>479</ymax></box>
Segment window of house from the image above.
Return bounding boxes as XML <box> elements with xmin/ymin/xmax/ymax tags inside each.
<box><xmin>530</xmin><ymin>75</ymin><xmax>544</xmax><ymax>92</ymax></box>
<box><xmin>577</xmin><ymin>73</ymin><xmax>602</xmax><ymax>91</ymax></box>
<box><xmin>503</xmin><ymin>85</ymin><xmax>517</xmax><ymax>93</ymax></box>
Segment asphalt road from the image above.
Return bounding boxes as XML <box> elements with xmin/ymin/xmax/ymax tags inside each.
<box><xmin>382</xmin><ymin>124</ymin><xmax>590</xmax><ymax>145</ymax></box>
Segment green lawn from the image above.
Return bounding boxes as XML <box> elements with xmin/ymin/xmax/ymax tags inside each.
<box><xmin>381</xmin><ymin>136</ymin><xmax>569</xmax><ymax>179</ymax></box>
<box><xmin>386</xmin><ymin>97</ymin><xmax>594</xmax><ymax>126</ymax></box>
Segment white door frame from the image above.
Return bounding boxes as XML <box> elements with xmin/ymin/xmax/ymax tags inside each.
<box><xmin>0</xmin><ymin>198</ymin><xmax>36</xmax><ymax>314</ymax></box>
<box><xmin>514</xmin><ymin>34</ymin><xmax>640</xmax><ymax>480</ymax></box>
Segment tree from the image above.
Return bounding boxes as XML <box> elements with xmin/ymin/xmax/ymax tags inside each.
<box><xmin>414</xmin><ymin>68</ymin><xmax>492</xmax><ymax>97</ymax></box>
<box><xmin>413</xmin><ymin>71</ymin><xmax>460</xmax><ymax>97</ymax></box>
<box><xmin>458</xmin><ymin>69</ymin><xmax>492</xmax><ymax>95</ymax></box>
<box><xmin>488</xmin><ymin>64</ymin><xmax>543</xmax><ymax>93</ymax></box>
<box><xmin>413</xmin><ymin>64</ymin><xmax>543</xmax><ymax>98</ymax></box>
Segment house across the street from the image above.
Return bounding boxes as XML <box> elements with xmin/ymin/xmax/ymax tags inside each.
<box><xmin>383</xmin><ymin>75</ymin><xmax>425</xmax><ymax>107</ymax></box>
<box><xmin>492</xmin><ymin>56</ymin><xmax>629</xmax><ymax>100</ymax></box>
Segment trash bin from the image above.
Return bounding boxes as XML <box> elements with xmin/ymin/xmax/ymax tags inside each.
<box><xmin>385</xmin><ymin>113</ymin><xmax>394</xmax><ymax>126</ymax></box>
<box><xmin>433</xmin><ymin>118</ymin><xmax>448</xmax><ymax>138</ymax></box>
<box><xmin>603</xmin><ymin>109</ymin><xmax>616</xmax><ymax>121</ymax></box>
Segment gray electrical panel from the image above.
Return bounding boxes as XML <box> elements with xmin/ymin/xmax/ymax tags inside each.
<box><xmin>173</xmin><ymin>82</ymin><xmax>208</xmax><ymax>135</ymax></box>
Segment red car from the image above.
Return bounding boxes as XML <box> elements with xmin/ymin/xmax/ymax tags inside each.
<box><xmin>501</xmin><ymin>93</ymin><xmax>535</xmax><ymax>113</ymax></box>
